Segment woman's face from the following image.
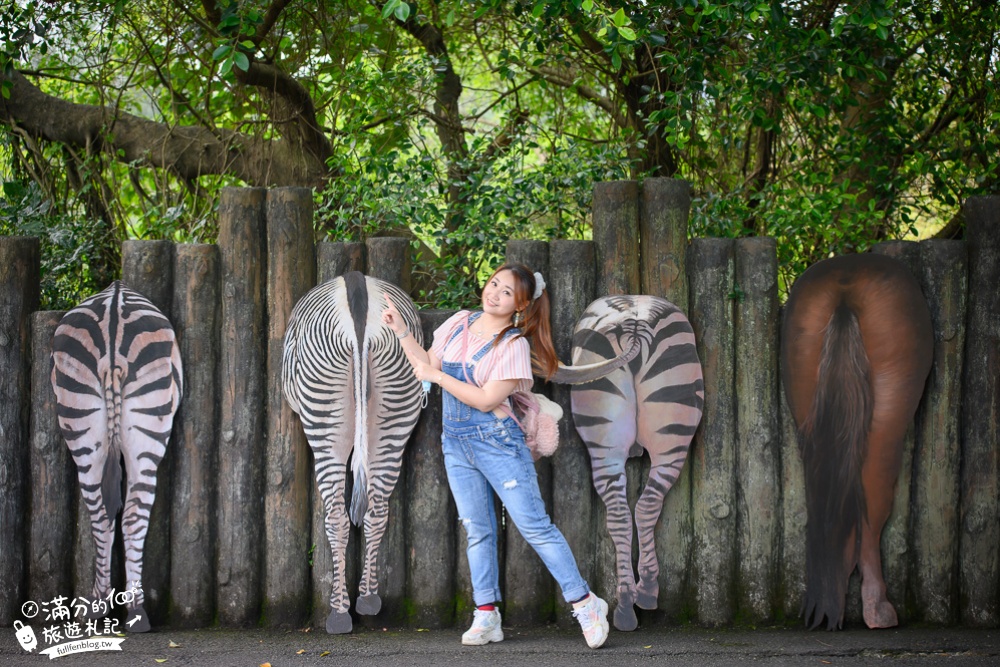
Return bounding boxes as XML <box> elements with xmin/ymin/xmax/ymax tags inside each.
<box><xmin>482</xmin><ymin>269</ymin><xmax>520</xmax><ymax>320</ymax></box>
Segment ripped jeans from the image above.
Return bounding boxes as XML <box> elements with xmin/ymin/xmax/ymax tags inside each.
<box><xmin>441</xmin><ymin>402</ymin><xmax>589</xmax><ymax>608</ymax></box>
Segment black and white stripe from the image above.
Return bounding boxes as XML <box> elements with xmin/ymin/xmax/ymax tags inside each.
<box><xmin>558</xmin><ymin>295</ymin><xmax>703</xmax><ymax>631</ymax></box>
<box><xmin>50</xmin><ymin>281</ymin><xmax>182</xmax><ymax>632</ymax></box>
<box><xmin>282</xmin><ymin>271</ymin><xmax>423</xmax><ymax>634</ymax></box>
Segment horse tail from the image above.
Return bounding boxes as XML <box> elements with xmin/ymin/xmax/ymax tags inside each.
<box><xmin>801</xmin><ymin>300</ymin><xmax>873</xmax><ymax>630</ymax></box>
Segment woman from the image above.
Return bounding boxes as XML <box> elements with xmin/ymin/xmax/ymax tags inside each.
<box><xmin>382</xmin><ymin>263</ymin><xmax>609</xmax><ymax>649</ymax></box>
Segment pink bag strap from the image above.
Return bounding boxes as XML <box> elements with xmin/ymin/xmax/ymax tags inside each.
<box><xmin>461</xmin><ymin>313</ymin><xmax>525</xmax><ymax>432</ymax></box>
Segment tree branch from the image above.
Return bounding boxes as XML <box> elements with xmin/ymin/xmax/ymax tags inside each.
<box><xmin>526</xmin><ymin>66</ymin><xmax>629</xmax><ymax>130</ymax></box>
<box><xmin>0</xmin><ymin>69</ymin><xmax>329</xmax><ymax>187</ymax></box>
<box><xmin>255</xmin><ymin>0</ymin><xmax>295</xmax><ymax>45</ymax></box>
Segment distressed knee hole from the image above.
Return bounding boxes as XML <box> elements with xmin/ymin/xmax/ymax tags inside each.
<box><xmin>502</xmin><ymin>479</ymin><xmax>517</xmax><ymax>490</ymax></box>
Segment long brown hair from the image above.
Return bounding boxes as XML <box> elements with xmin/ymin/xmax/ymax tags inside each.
<box><xmin>486</xmin><ymin>263</ymin><xmax>558</xmax><ymax>380</ymax></box>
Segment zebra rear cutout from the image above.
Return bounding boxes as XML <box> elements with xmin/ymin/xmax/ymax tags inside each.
<box><xmin>282</xmin><ymin>272</ymin><xmax>423</xmax><ymax>634</ymax></box>
<box><xmin>50</xmin><ymin>281</ymin><xmax>183</xmax><ymax>633</ymax></box>
<box><xmin>553</xmin><ymin>295</ymin><xmax>704</xmax><ymax>631</ymax></box>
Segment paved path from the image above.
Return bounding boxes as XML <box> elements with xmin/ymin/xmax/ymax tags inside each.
<box><xmin>3</xmin><ymin>623</ymin><xmax>998</xmax><ymax>666</ymax></box>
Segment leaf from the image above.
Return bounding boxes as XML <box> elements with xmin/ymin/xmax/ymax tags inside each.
<box><xmin>618</xmin><ymin>26</ymin><xmax>636</xmax><ymax>41</ymax></box>
<box><xmin>644</xmin><ymin>645</ymin><xmax>652</xmax><ymax>648</ymax></box>
<box><xmin>381</xmin><ymin>0</ymin><xmax>399</xmax><ymax>20</ymax></box>
<box><xmin>168</xmin><ymin>641</ymin><xmax>181</xmax><ymax>648</ymax></box>
<box><xmin>261</xmin><ymin>664</ymin><xmax>271</xmax><ymax>667</ymax></box>
<box><xmin>155</xmin><ymin>661</ymin><xmax>167</xmax><ymax>664</ymax></box>
<box><xmin>532</xmin><ymin>2</ymin><xmax>545</xmax><ymax>18</ymax></box>
<box><xmin>394</xmin><ymin>2</ymin><xmax>411</xmax><ymax>22</ymax></box>
<box><xmin>445</xmin><ymin>9</ymin><xmax>455</xmax><ymax>26</ymax></box>
<box><xmin>296</xmin><ymin>649</ymin><xmax>306</xmax><ymax>655</ymax></box>
<box><xmin>320</xmin><ymin>651</ymin><xmax>330</xmax><ymax>657</ymax></box>
<box><xmin>611</xmin><ymin>50</ymin><xmax>622</xmax><ymax>71</ymax></box>
<box><xmin>612</xmin><ymin>8</ymin><xmax>627</xmax><ymax>27</ymax></box>
<box><xmin>582</xmin><ymin>0</ymin><xmax>594</xmax><ymax>11</ymax></box>
<box><xmin>212</xmin><ymin>44</ymin><xmax>232</xmax><ymax>61</ymax></box>
<box><xmin>234</xmin><ymin>52</ymin><xmax>250</xmax><ymax>71</ymax></box>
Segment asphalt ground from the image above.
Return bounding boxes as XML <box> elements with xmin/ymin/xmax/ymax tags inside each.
<box><xmin>2</xmin><ymin>621</ymin><xmax>999</xmax><ymax>667</ymax></box>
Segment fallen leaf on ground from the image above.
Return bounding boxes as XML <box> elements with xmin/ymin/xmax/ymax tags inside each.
<box><xmin>154</xmin><ymin>660</ymin><xmax>167</xmax><ymax>664</ymax></box>
<box><xmin>320</xmin><ymin>651</ymin><xmax>330</xmax><ymax>657</ymax></box>
<box><xmin>260</xmin><ymin>663</ymin><xmax>271</xmax><ymax>667</ymax></box>
<box><xmin>296</xmin><ymin>649</ymin><xmax>306</xmax><ymax>654</ymax></box>
<box><xmin>168</xmin><ymin>641</ymin><xmax>181</xmax><ymax>648</ymax></box>
<box><xmin>644</xmin><ymin>645</ymin><xmax>652</xmax><ymax>649</ymax></box>
<box><xmin>416</xmin><ymin>629</ymin><xmax>428</xmax><ymax>632</ymax></box>
<box><xmin>820</xmin><ymin>661</ymin><xmax>832</xmax><ymax>664</ymax></box>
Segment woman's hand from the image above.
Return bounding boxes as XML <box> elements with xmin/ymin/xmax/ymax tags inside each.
<box><xmin>411</xmin><ymin>359</ymin><xmax>442</xmax><ymax>384</ymax></box>
<box><xmin>381</xmin><ymin>295</ymin><xmax>408</xmax><ymax>336</ymax></box>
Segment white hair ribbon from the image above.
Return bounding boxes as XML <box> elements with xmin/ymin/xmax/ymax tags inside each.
<box><xmin>532</xmin><ymin>272</ymin><xmax>545</xmax><ymax>300</ymax></box>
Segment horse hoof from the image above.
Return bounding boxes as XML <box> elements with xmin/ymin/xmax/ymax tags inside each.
<box><xmin>355</xmin><ymin>594</ymin><xmax>382</xmax><ymax>616</ymax></box>
<box><xmin>863</xmin><ymin>599</ymin><xmax>898</xmax><ymax>629</ymax></box>
<box><xmin>125</xmin><ymin>606</ymin><xmax>150</xmax><ymax>633</ymax></box>
<box><xmin>326</xmin><ymin>610</ymin><xmax>352</xmax><ymax>634</ymax></box>
<box><xmin>613</xmin><ymin>602</ymin><xmax>638</xmax><ymax>631</ymax></box>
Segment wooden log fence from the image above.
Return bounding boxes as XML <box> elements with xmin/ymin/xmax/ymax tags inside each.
<box><xmin>1</xmin><ymin>184</ymin><xmax>997</xmax><ymax>632</ymax></box>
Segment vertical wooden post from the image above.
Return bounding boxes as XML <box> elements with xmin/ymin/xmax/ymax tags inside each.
<box><xmin>405</xmin><ymin>309</ymin><xmax>457</xmax><ymax>628</ymax></box>
<box><xmin>264</xmin><ymin>187</ymin><xmax>316</xmax><ymax>626</ymax></box>
<box><xmin>870</xmin><ymin>240</ymin><xmax>922</xmax><ymax>620</ymax></box>
<box><xmin>960</xmin><ymin>196</ymin><xmax>1000</xmax><ymax>626</ymax></box>
<box><xmin>366</xmin><ymin>237</ymin><xmax>411</xmax><ymax>293</ymax></box>
<box><xmin>503</xmin><ymin>239</ymin><xmax>554</xmax><ymax>624</ymax></box>
<box><xmin>779</xmin><ymin>375</ymin><xmax>807</xmax><ymax>620</ymax></box>
<box><xmin>592</xmin><ymin>182</ymin><xmax>642</xmax><ymax>605</ymax></box>
<box><xmin>28</xmin><ymin>311</ymin><xmax>74</xmax><ymax>609</ymax></box>
<box><xmin>310</xmin><ymin>244</ymin><xmax>366</xmax><ymax>628</ymax></box>
<box><xmin>688</xmin><ymin>238</ymin><xmax>736</xmax><ymax>626</ymax></box>
<box><xmin>548</xmin><ymin>240</ymin><xmax>597</xmax><ymax>627</ymax></box>
<box><xmin>734</xmin><ymin>238</ymin><xmax>779</xmax><ymax>623</ymax></box>
<box><xmin>0</xmin><ymin>235</ymin><xmax>40</xmax><ymax>624</ymax></box>
<box><xmin>359</xmin><ymin>237</ymin><xmax>409</xmax><ymax>626</ymax></box>
<box><xmin>216</xmin><ymin>187</ymin><xmax>267</xmax><ymax>626</ymax></box>
<box><xmin>912</xmin><ymin>240</ymin><xmax>967</xmax><ymax>623</ymax></box>
<box><xmin>640</xmin><ymin>177</ymin><xmax>691</xmax><ymax>312</ymax></box>
<box><xmin>169</xmin><ymin>244</ymin><xmax>220</xmax><ymax>627</ymax></box>
<box><xmin>317</xmin><ymin>242</ymin><xmax>365</xmax><ymax>282</ymax></box>
<box><xmin>639</xmin><ymin>178</ymin><xmax>694</xmax><ymax>622</ymax></box>
<box><xmin>121</xmin><ymin>239</ymin><xmax>175</xmax><ymax>624</ymax></box>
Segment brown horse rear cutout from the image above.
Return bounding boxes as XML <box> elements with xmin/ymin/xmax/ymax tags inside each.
<box><xmin>781</xmin><ymin>253</ymin><xmax>932</xmax><ymax>630</ymax></box>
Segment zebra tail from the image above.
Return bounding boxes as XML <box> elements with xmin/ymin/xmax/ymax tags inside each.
<box><xmin>549</xmin><ymin>327</ymin><xmax>643</xmax><ymax>385</ymax></box>
<box><xmin>801</xmin><ymin>301</ymin><xmax>873</xmax><ymax>631</ymax></box>
<box><xmin>349</xmin><ymin>466</ymin><xmax>368</xmax><ymax>527</ymax></box>
<box><xmin>102</xmin><ymin>378</ymin><xmax>124</xmax><ymax>523</ymax></box>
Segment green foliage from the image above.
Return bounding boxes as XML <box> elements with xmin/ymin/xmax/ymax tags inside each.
<box><xmin>0</xmin><ymin>179</ymin><xmax>107</xmax><ymax>309</ymax></box>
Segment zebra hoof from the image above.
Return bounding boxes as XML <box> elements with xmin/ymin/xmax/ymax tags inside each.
<box><xmin>355</xmin><ymin>594</ymin><xmax>382</xmax><ymax>616</ymax></box>
<box><xmin>613</xmin><ymin>601</ymin><xmax>638</xmax><ymax>632</ymax></box>
<box><xmin>125</xmin><ymin>606</ymin><xmax>150</xmax><ymax>633</ymax></box>
<box><xmin>635</xmin><ymin>579</ymin><xmax>659</xmax><ymax>610</ymax></box>
<box><xmin>326</xmin><ymin>610</ymin><xmax>353</xmax><ymax>634</ymax></box>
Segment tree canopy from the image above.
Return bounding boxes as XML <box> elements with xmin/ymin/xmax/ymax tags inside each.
<box><xmin>1</xmin><ymin>0</ymin><xmax>997</xmax><ymax>308</ymax></box>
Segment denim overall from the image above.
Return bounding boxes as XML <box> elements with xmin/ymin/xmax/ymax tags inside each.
<box><xmin>440</xmin><ymin>312</ymin><xmax>589</xmax><ymax>607</ymax></box>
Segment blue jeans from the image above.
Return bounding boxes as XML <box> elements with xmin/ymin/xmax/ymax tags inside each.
<box><xmin>440</xmin><ymin>360</ymin><xmax>589</xmax><ymax>607</ymax></box>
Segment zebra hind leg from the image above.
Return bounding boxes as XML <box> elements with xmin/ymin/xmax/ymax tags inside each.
<box><xmin>120</xmin><ymin>476</ymin><xmax>157</xmax><ymax>632</ymax></box>
<box><xmin>355</xmin><ymin>490</ymin><xmax>391</xmax><ymax>616</ymax></box>
<box><xmin>318</xmin><ymin>461</ymin><xmax>353</xmax><ymax>634</ymax></box>
<box><xmin>634</xmin><ymin>462</ymin><xmax>680</xmax><ymax>610</ymax></box>
<box><xmin>595</xmin><ymin>467</ymin><xmax>639</xmax><ymax>631</ymax></box>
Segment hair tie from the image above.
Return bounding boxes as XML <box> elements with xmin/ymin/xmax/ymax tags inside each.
<box><xmin>532</xmin><ymin>272</ymin><xmax>545</xmax><ymax>300</ymax></box>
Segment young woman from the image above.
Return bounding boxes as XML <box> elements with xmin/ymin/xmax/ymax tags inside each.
<box><xmin>381</xmin><ymin>263</ymin><xmax>609</xmax><ymax>649</ymax></box>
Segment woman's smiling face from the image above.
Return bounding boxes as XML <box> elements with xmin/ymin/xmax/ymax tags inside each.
<box><xmin>482</xmin><ymin>269</ymin><xmax>520</xmax><ymax>319</ymax></box>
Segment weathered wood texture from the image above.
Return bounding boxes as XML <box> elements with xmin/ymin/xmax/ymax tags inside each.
<box><xmin>264</xmin><ymin>187</ymin><xmax>316</xmax><ymax>626</ymax></box>
<box><xmin>120</xmin><ymin>239</ymin><xmax>175</xmax><ymax>624</ymax></box>
<box><xmin>734</xmin><ymin>238</ymin><xmax>779</xmax><ymax>623</ymax></box>
<box><xmin>169</xmin><ymin>244</ymin><xmax>220</xmax><ymax>627</ymax></box>
<box><xmin>912</xmin><ymin>240</ymin><xmax>966</xmax><ymax>623</ymax></box>
<box><xmin>640</xmin><ymin>177</ymin><xmax>691</xmax><ymax>313</ymax></box>
<box><xmin>216</xmin><ymin>187</ymin><xmax>268</xmax><ymax>626</ymax></box>
<box><xmin>548</xmin><ymin>240</ymin><xmax>597</xmax><ymax>627</ymax></box>
<box><xmin>0</xmin><ymin>237</ymin><xmax>40</xmax><ymax>624</ymax></box>
<box><xmin>28</xmin><ymin>311</ymin><xmax>73</xmax><ymax>607</ymax></box>
<box><xmin>593</xmin><ymin>181</ymin><xmax>641</xmax><ymax>296</ymax></box>
<box><xmin>405</xmin><ymin>309</ymin><xmax>455</xmax><ymax>628</ymax></box>
<box><xmin>504</xmin><ymin>239</ymin><xmax>555</xmax><ymax>625</ymax></box>
<box><xmin>960</xmin><ymin>196</ymin><xmax>1000</xmax><ymax>626</ymax></box>
<box><xmin>779</xmin><ymin>372</ymin><xmax>807</xmax><ymax>620</ymax></box>
<box><xmin>317</xmin><ymin>242</ymin><xmax>366</xmax><ymax>283</ymax></box>
<box><xmin>310</xmin><ymin>243</ymin><xmax>366</xmax><ymax>628</ymax></box>
<box><xmin>688</xmin><ymin>238</ymin><xmax>737</xmax><ymax>626</ymax></box>
<box><xmin>870</xmin><ymin>240</ymin><xmax>922</xmax><ymax>621</ymax></box>
<box><xmin>366</xmin><ymin>237</ymin><xmax>411</xmax><ymax>293</ymax></box>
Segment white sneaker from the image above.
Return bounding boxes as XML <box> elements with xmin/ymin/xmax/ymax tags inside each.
<box><xmin>461</xmin><ymin>608</ymin><xmax>503</xmax><ymax>646</ymax></box>
<box><xmin>572</xmin><ymin>594</ymin><xmax>609</xmax><ymax>649</ymax></box>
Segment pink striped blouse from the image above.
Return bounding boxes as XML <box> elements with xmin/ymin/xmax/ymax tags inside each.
<box><xmin>431</xmin><ymin>310</ymin><xmax>533</xmax><ymax>393</ymax></box>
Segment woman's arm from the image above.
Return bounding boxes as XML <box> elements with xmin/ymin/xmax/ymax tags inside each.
<box><xmin>381</xmin><ymin>295</ymin><xmax>437</xmax><ymax>368</ymax></box>
<box><xmin>411</xmin><ymin>358</ymin><xmax>519</xmax><ymax>414</ymax></box>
